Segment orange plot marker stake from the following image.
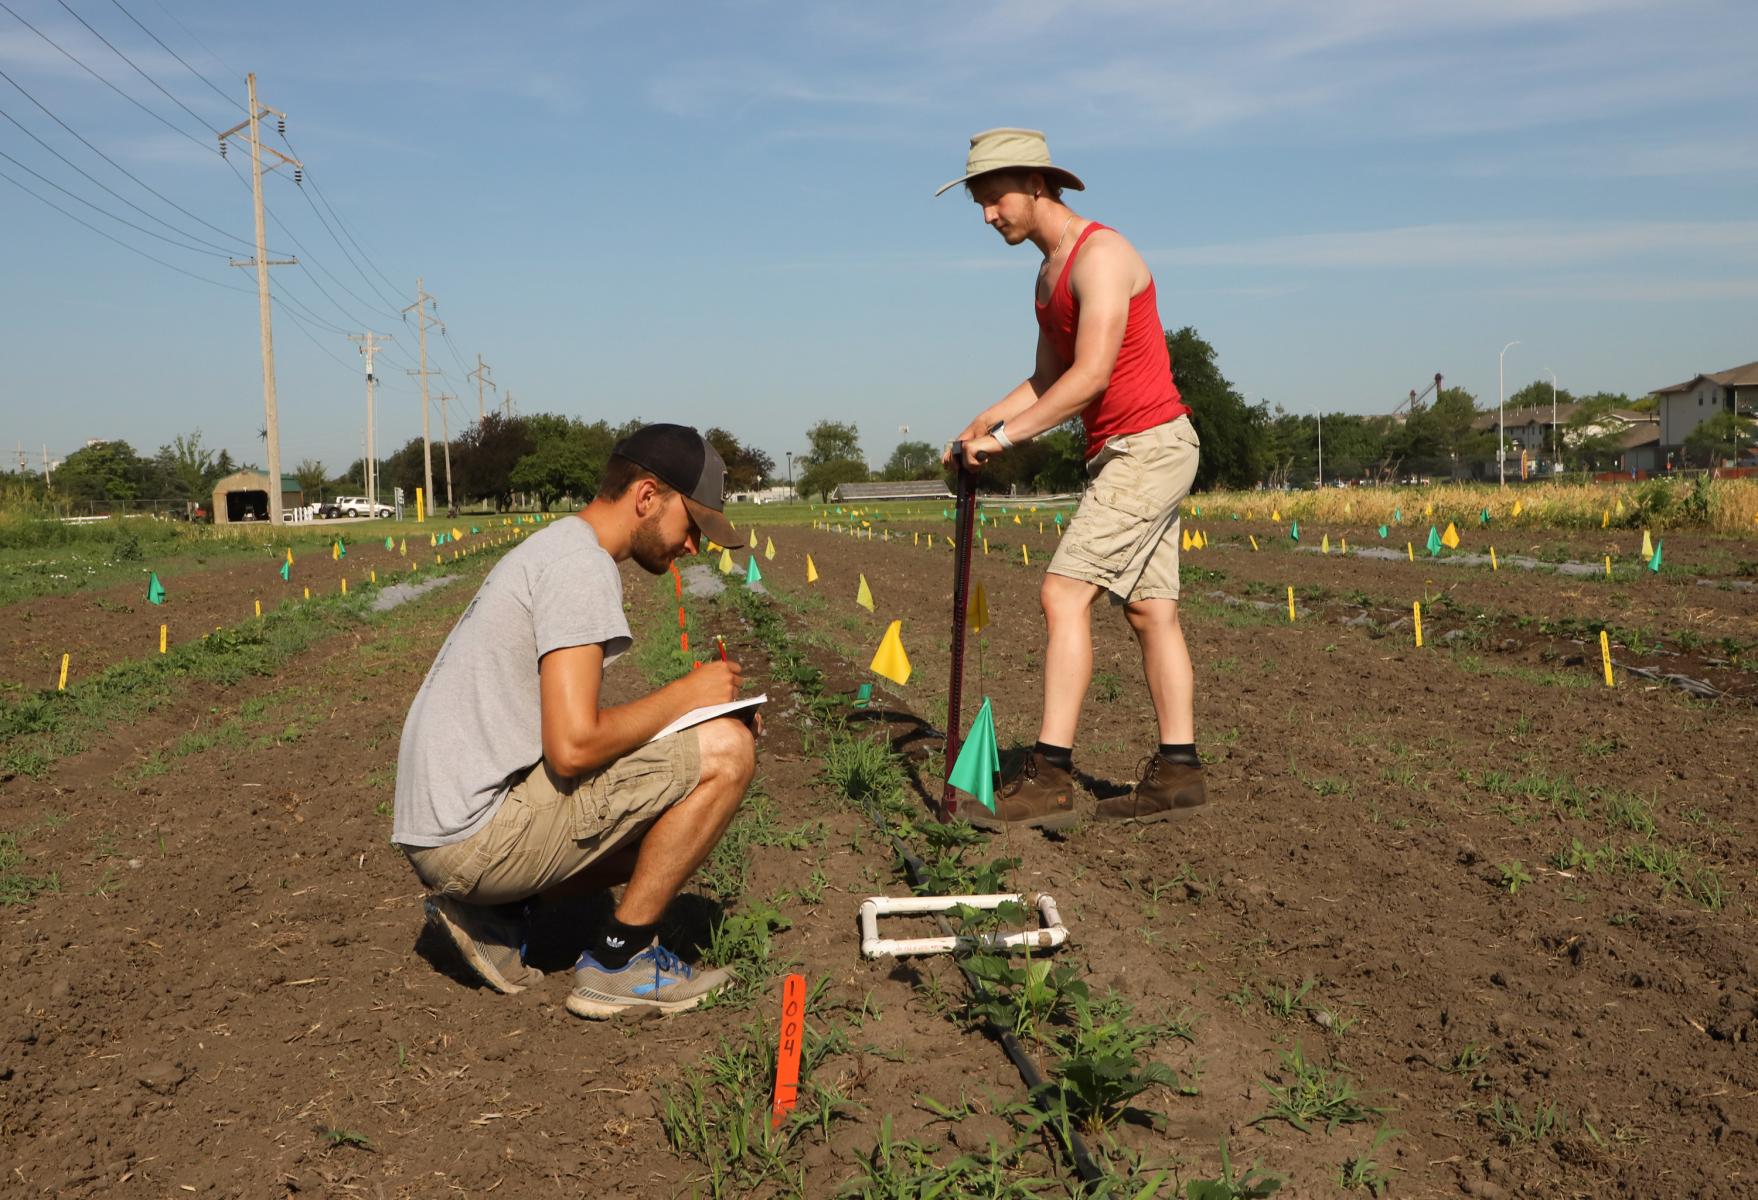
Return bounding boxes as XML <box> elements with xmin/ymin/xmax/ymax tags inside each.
<box><xmin>770</xmin><ymin>972</ymin><xmax>807</xmax><ymax>1129</ymax></box>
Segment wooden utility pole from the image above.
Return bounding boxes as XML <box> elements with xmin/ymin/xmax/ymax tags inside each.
<box><xmin>349</xmin><ymin>331</ymin><xmax>392</xmax><ymax>506</ymax></box>
<box><xmin>402</xmin><ymin>279</ymin><xmax>439</xmax><ymax>521</ymax></box>
<box><xmin>437</xmin><ymin>393</ymin><xmax>456</xmax><ymax>514</ymax></box>
<box><xmin>502</xmin><ymin>389</ymin><xmax>514</xmax><ymax>419</ymax></box>
<box><xmin>218</xmin><ymin>74</ymin><xmax>299</xmax><ymax>526</ymax></box>
<box><xmin>468</xmin><ymin>354</ymin><xmax>495</xmax><ymax>421</ymax></box>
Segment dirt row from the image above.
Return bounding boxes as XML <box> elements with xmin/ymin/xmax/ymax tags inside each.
<box><xmin>3</xmin><ymin>521</ymin><xmax>1755</xmax><ymax>1196</ymax></box>
<box><xmin>0</xmin><ymin>530</ymin><xmax>529</xmax><ymax>693</ymax></box>
<box><xmin>741</xmin><ymin>523</ymin><xmax>1758</xmax><ymax>1196</ymax></box>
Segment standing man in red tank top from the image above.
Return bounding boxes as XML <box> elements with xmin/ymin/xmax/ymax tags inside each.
<box><xmin>938</xmin><ymin>128</ymin><xmax>1205</xmax><ymax>830</ymax></box>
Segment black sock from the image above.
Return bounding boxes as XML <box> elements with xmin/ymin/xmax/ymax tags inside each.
<box><xmin>1158</xmin><ymin>742</ymin><xmax>1201</xmax><ymax>767</ymax></box>
<box><xmin>591</xmin><ymin>914</ymin><xmax>659</xmax><ymax>970</ymax></box>
<box><xmin>1034</xmin><ymin>741</ymin><xmax>1073</xmax><ymax>771</ymax></box>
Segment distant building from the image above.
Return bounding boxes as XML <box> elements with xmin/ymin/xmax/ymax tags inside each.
<box><xmin>833</xmin><ymin>479</ymin><xmax>953</xmax><ymax>502</ymax></box>
<box><xmin>728</xmin><ymin>485</ymin><xmax>797</xmax><ymax>505</ymax></box>
<box><xmin>1649</xmin><ymin>359</ymin><xmax>1758</xmax><ymax>455</ymax></box>
<box><xmin>212</xmin><ymin>470</ymin><xmax>303</xmax><ymax>525</ymax></box>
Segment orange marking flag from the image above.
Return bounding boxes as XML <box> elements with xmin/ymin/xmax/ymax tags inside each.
<box><xmin>770</xmin><ymin>973</ymin><xmax>807</xmax><ymax>1129</ymax></box>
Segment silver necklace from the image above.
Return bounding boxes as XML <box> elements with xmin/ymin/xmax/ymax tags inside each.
<box><xmin>1045</xmin><ymin>214</ymin><xmax>1077</xmax><ymax>261</ymax></box>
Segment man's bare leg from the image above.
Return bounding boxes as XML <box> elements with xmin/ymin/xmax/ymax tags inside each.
<box><xmin>614</xmin><ymin>716</ymin><xmax>755</xmax><ymax>925</ymax></box>
<box><xmin>1123</xmin><ymin>598</ymin><xmax>1195</xmax><ymax>744</ymax></box>
<box><xmin>1037</xmin><ymin>573</ymin><xmax>1104</xmax><ymax>745</ymax></box>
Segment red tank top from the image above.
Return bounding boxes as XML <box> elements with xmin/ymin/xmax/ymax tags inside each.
<box><xmin>1034</xmin><ymin>222</ymin><xmax>1187</xmax><ymax>459</ymax></box>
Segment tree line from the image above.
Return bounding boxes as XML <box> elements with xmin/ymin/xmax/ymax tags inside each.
<box><xmin>8</xmin><ymin>325</ymin><xmax>1733</xmax><ymax>513</ymax></box>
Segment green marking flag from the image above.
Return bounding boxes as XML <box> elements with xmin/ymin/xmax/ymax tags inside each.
<box><xmin>946</xmin><ymin>697</ymin><xmax>1001</xmax><ymax>812</ymax></box>
<box><xmin>384</xmin><ymin>536</ymin><xmax>394</xmax><ymax>551</ymax></box>
<box><xmin>1479</xmin><ymin>507</ymin><xmax>1491</xmax><ymax>527</ymax></box>
<box><xmin>1289</xmin><ymin>519</ymin><xmax>1300</xmax><ymax>542</ymax></box>
<box><xmin>337</xmin><ymin>538</ymin><xmax>347</xmax><ymax>558</ymax></box>
<box><xmin>855</xmin><ymin>682</ymin><xmax>873</xmax><ymax>708</ymax></box>
<box><xmin>745</xmin><ymin>556</ymin><xmax>763</xmax><ymax>585</ymax></box>
<box><xmin>471</xmin><ymin>525</ymin><xmax>480</xmax><ymax>535</ymax></box>
<box><xmin>1393</xmin><ymin>507</ymin><xmax>1402</xmax><ymax>523</ymax></box>
<box><xmin>279</xmin><ymin>559</ymin><xmax>291</xmax><ymax>582</ymax></box>
<box><xmin>1648</xmin><ymin>540</ymin><xmax>1663</xmax><ymax>572</ymax></box>
<box><xmin>1426</xmin><ymin>525</ymin><xmax>1443</xmax><ymax>556</ymax></box>
<box><xmin>1377</xmin><ymin>524</ymin><xmax>1389</xmax><ymax>539</ymax></box>
<box><xmin>146</xmin><ymin>572</ymin><xmax>166</xmax><ymax>605</ymax></box>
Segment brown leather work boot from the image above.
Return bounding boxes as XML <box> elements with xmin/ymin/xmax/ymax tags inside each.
<box><xmin>1096</xmin><ymin>755</ymin><xmax>1207</xmax><ymax>823</ymax></box>
<box><xmin>966</xmin><ymin>751</ymin><xmax>1082</xmax><ymax>832</ymax></box>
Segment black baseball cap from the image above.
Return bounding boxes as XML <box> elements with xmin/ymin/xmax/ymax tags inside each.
<box><xmin>611</xmin><ymin>423</ymin><xmax>744</xmax><ymax>548</ymax></box>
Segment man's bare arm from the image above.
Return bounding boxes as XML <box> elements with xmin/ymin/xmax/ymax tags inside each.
<box><xmin>946</xmin><ymin>329</ymin><xmax>1065</xmax><ymax>461</ymax></box>
<box><xmin>540</xmin><ymin>644</ymin><xmax>742</xmax><ymax>776</ymax></box>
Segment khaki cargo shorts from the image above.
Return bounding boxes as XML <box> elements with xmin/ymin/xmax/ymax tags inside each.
<box><xmin>401</xmin><ymin>729</ymin><xmax>701</xmax><ymax>906</ymax></box>
<box><xmin>1048</xmin><ymin>415</ymin><xmax>1201</xmax><ymax>603</ymax></box>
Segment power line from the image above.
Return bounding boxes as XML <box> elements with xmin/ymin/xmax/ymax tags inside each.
<box><xmin>0</xmin><ymin>158</ymin><xmax>251</xmax><ymax>294</ymax></box>
<box><xmin>283</xmin><ymin>157</ymin><xmax>405</xmax><ymax>317</ymax></box>
<box><xmin>143</xmin><ymin>0</ymin><xmax>240</xmax><ymax>83</ymax></box>
<box><xmin>0</xmin><ymin>62</ymin><xmax>254</xmax><ymax>251</ymax></box>
<box><xmin>0</xmin><ymin>0</ymin><xmax>215</xmax><ymax>159</ymax></box>
<box><xmin>0</xmin><ymin>96</ymin><xmax>238</xmax><ymax>254</ymax></box>
<box><xmin>52</xmin><ymin>0</ymin><xmax>220</xmax><ymax>134</ymax></box>
<box><xmin>0</xmin><ymin>141</ymin><xmax>227</xmax><ymax>257</ymax></box>
<box><xmin>105</xmin><ymin>0</ymin><xmax>243</xmax><ymax>114</ymax></box>
<box><xmin>278</xmin><ymin>129</ymin><xmax>404</xmax><ymax>309</ymax></box>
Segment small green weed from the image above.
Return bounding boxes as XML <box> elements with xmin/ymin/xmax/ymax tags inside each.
<box><xmin>1252</xmin><ymin>1044</ymin><xmax>1385</xmax><ymax>1135</ymax></box>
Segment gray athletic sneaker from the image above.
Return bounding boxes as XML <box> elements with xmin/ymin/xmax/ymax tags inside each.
<box><xmin>425</xmin><ymin>895</ymin><xmax>543</xmax><ymax>994</ymax></box>
<box><xmin>566</xmin><ymin>944</ymin><xmax>734</xmax><ymax>1019</ymax></box>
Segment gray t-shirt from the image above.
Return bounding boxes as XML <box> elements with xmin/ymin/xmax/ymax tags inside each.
<box><xmin>392</xmin><ymin>517</ymin><xmax>631</xmax><ymax>847</ymax></box>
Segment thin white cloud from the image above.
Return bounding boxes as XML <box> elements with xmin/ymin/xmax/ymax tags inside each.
<box><xmin>1155</xmin><ymin>220</ymin><xmax>1758</xmax><ymax>270</ymax></box>
<box><xmin>1494</xmin><ymin>276</ymin><xmax>1758</xmax><ymax>302</ymax></box>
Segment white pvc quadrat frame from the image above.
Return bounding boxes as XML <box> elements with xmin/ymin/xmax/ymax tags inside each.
<box><xmin>858</xmin><ymin>893</ymin><xmax>1068</xmax><ymax>959</ymax></box>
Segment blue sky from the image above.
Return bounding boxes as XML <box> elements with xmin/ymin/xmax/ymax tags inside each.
<box><xmin>2</xmin><ymin>0</ymin><xmax>1755</xmax><ymax>483</ymax></box>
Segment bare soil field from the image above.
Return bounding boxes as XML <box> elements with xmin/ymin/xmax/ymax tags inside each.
<box><xmin>2</xmin><ymin>511</ymin><xmax>1754</xmax><ymax>1197</ymax></box>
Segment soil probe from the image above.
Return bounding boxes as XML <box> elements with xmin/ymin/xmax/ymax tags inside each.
<box><xmin>940</xmin><ymin>444</ymin><xmax>981</xmax><ymax>821</ymax></box>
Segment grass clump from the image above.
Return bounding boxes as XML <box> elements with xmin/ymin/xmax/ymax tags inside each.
<box><xmin>1251</xmin><ymin>1044</ymin><xmax>1386</xmax><ymax>1135</ymax></box>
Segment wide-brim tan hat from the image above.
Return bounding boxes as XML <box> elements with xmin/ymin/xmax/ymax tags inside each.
<box><xmin>935</xmin><ymin>127</ymin><xmax>1085</xmax><ymax>197</ymax></box>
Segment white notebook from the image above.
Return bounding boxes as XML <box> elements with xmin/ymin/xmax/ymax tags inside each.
<box><xmin>649</xmin><ymin>694</ymin><xmax>767</xmax><ymax>742</ymax></box>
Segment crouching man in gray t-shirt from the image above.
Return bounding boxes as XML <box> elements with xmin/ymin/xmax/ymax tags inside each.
<box><xmin>392</xmin><ymin>424</ymin><xmax>757</xmax><ymax>1019</ymax></box>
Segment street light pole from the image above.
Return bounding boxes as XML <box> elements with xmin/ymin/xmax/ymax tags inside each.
<box><xmin>1543</xmin><ymin>367</ymin><xmax>1557</xmax><ymax>476</ymax></box>
<box><xmin>1498</xmin><ymin>340</ymin><xmax>1520</xmax><ymax>487</ymax></box>
<box><xmin>786</xmin><ymin>451</ymin><xmax>793</xmax><ymax>486</ymax></box>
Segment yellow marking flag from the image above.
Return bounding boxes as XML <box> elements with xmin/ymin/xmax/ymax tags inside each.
<box><xmin>870</xmin><ymin>619</ymin><xmax>911</xmax><ymax>685</ymax></box>
<box><xmin>806</xmin><ymin>554</ymin><xmax>819</xmax><ymax>583</ymax></box>
<box><xmin>1441</xmin><ymin>522</ymin><xmax>1461</xmax><ymax>549</ymax></box>
<box><xmin>856</xmin><ymin>574</ymin><xmax>874</xmax><ymax>611</ymax></box>
<box><xmin>967</xmin><ymin>580</ymin><xmax>989</xmax><ymax>634</ymax></box>
<box><xmin>765</xmin><ymin>537</ymin><xmax>776</xmax><ymax>561</ymax></box>
<box><xmin>719</xmin><ymin>548</ymin><xmax>736</xmax><ymax>574</ymax></box>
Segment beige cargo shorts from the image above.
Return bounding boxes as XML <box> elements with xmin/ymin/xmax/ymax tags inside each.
<box><xmin>1047</xmin><ymin>415</ymin><xmax>1201</xmax><ymax>603</ymax></box>
<box><xmin>402</xmin><ymin>729</ymin><xmax>701</xmax><ymax>906</ymax></box>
